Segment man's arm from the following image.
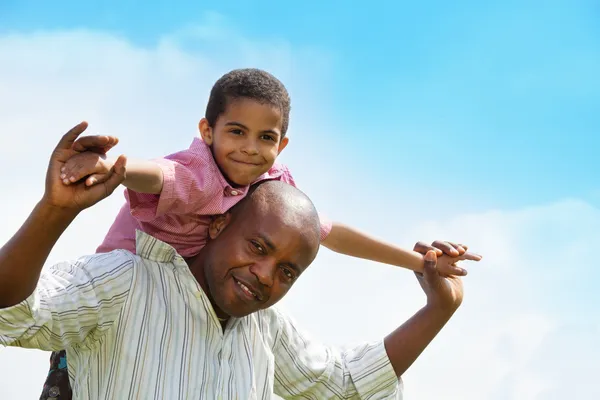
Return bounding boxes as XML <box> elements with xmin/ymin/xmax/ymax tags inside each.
<box><xmin>384</xmin><ymin>303</ymin><xmax>456</xmax><ymax>378</ymax></box>
<box><xmin>271</xmin><ymin>308</ymin><xmax>402</xmax><ymax>399</ymax></box>
<box><xmin>321</xmin><ymin>222</ymin><xmax>473</xmax><ymax>276</ymax></box>
<box><xmin>0</xmin><ymin>251</ymin><xmax>134</xmax><ymax>351</ymax></box>
<box><xmin>0</xmin><ymin>203</ymin><xmax>77</xmax><ymax>307</ymax></box>
<box><xmin>0</xmin><ymin>122</ymin><xmax>125</xmax><ymax>307</ymax></box>
<box><xmin>384</xmin><ymin>249</ymin><xmax>472</xmax><ymax>377</ymax></box>
<box><xmin>273</xmin><ymin>246</ymin><xmax>479</xmax><ymax>398</ymax></box>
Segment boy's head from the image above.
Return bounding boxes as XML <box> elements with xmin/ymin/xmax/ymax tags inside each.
<box><xmin>199</xmin><ymin>68</ymin><xmax>291</xmax><ymax>187</ymax></box>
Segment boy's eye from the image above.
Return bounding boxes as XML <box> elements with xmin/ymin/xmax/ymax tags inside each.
<box><xmin>230</xmin><ymin>129</ymin><xmax>243</xmax><ymax>135</ymax></box>
<box><xmin>261</xmin><ymin>134</ymin><xmax>276</xmax><ymax>142</ymax></box>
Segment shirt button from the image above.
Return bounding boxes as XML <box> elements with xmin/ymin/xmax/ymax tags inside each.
<box><xmin>230</xmin><ymin>190</ymin><xmax>239</xmax><ymax>195</ymax></box>
<box><xmin>48</xmin><ymin>386</ymin><xmax>60</xmax><ymax>397</ymax></box>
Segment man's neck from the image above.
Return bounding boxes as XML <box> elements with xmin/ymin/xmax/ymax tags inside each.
<box><xmin>185</xmin><ymin>252</ymin><xmax>230</xmax><ymax>323</ymax></box>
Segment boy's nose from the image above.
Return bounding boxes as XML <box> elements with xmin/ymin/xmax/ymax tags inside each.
<box><xmin>241</xmin><ymin>139</ymin><xmax>259</xmax><ymax>156</ymax></box>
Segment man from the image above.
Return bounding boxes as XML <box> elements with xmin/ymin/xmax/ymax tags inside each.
<box><xmin>0</xmin><ymin>122</ymin><xmax>480</xmax><ymax>399</ymax></box>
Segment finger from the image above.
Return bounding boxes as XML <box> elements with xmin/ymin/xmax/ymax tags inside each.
<box><xmin>413</xmin><ymin>241</ymin><xmax>443</xmax><ymax>256</ymax></box>
<box><xmin>455</xmin><ymin>252</ymin><xmax>483</xmax><ymax>262</ymax></box>
<box><xmin>439</xmin><ymin>263</ymin><xmax>468</xmax><ymax>277</ymax></box>
<box><xmin>55</xmin><ymin>122</ymin><xmax>88</xmax><ymax>151</ymax></box>
<box><xmin>72</xmin><ymin>135</ymin><xmax>119</xmax><ymax>153</ymax></box>
<box><xmin>86</xmin><ymin>173</ymin><xmax>110</xmax><ymax>187</ymax></box>
<box><xmin>423</xmin><ymin>250</ymin><xmax>441</xmax><ymax>287</ymax></box>
<box><xmin>445</xmin><ymin>241</ymin><xmax>468</xmax><ymax>254</ymax></box>
<box><xmin>431</xmin><ymin>240</ymin><xmax>460</xmax><ymax>257</ymax></box>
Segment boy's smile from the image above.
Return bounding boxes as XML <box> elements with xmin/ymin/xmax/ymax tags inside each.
<box><xmin>199</xmin><ymin>98</ymin><xmax>289</xmax><ymax>187</ymax></box>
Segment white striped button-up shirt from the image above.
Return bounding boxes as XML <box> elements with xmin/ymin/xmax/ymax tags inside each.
<box><xmin>0</xmin><ymin>231</ymin><xmax>402</xmax><ymax>399</ymax></box>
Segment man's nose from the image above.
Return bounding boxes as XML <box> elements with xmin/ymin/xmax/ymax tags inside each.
<box><xmin>249</xmin><ymin>260</ymin><xmax>275</xmax><ymax>288</ymax></box>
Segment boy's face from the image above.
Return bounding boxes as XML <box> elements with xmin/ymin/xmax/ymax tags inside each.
<box><xmin>199</xmin><ymin>98</ymin><xmax>289</xmax><ymax>186</ymax></box>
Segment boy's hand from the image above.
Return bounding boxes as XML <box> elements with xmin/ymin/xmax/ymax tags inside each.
<box><xmin>414</xmin><ymin>240</ymin><xmax>482</xmax><ymax>277</ymax></box>
<box><xmin>43</xmin><ymin>121</ymin><xmax>127</xmax><ymax>212</ymax></box>
<box><xmin>60</xmin><ymin>151</ymin><xmax>115</xmax><ymax>187</ymax></box>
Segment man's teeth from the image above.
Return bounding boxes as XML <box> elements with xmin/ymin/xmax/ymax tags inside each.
<box><xmin>237</xmin><ymin>280</ymin><xmax>257</xmax><ymax>299</ymax></box>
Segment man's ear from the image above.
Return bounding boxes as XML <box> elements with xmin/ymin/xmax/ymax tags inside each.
<box><xmin>208</xmin><ymin>213</ymin><xmax>231</xmax><ymax>239</ymax></box>
<box><xmin>199</xmin><ymin>118</ymin><xmax>214</xmax><ymax>145</ymax></box>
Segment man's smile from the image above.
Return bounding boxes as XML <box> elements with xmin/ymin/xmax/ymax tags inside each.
<box><xmin>233</xmin><ymin>276</ymin><xmax>263</xmax><ymax>302</ymax></box>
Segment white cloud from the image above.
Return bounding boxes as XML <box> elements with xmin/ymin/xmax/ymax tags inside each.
<box><xmin>0</xmin><ymin>26</ymin><xmax>598</xmax><ymax>400</ymax></box>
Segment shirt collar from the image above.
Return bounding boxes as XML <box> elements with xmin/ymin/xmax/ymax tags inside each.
<box><xmin>189</xmin><ymin>136</ymin><xmax>287</xmax><ymax>193</ymax></box>
<box><xmin>135</xmin><ymin>230</ymin><xmax>184</xmax><ymax>264</ymax></box>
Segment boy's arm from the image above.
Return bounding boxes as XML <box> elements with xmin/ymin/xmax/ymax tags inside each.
<box><xmin>61</xmin><ymin>153</ymin><xmax>164</xmax><ymax>194</ymax></box>
<box><xmin>321</xmin><ymin>222</ymin><xmax>472</xmax><ymax>275</ymax></box>
<box><xmin>117</xmin><ymin>158</ymin><xmax>164</xmax><ymax>194</ymax></box>
<box><xmin>61</xmin><ymin>146</ymin><xmax>220</xmax><ymax>219</ymax></box>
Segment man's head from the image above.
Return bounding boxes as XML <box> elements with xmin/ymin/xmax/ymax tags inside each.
<box><xmin>199</xmin><ymin>69</ymin><xmax>291</xmax><ymax>187</ymax></box>
<box><xmin>195</xmin><ymin>180</ymin><xmax>320</xmax><ymax>319</ymax></box>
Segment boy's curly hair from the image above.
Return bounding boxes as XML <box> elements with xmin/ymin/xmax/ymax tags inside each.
<box><xmin>205</xmin><ymin>68</ymin><xmax>291</xmax><ymax>136</ymax></box>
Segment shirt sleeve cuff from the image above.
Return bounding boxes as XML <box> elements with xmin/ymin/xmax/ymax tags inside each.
<box><xmin>318</xmin><ymin>213</ymin><xmax>333</xmax><ymax>241</ymax></box>
<box><xmin>346</xmin><ymin>340</ymin><xmax>404</xmax><ymax>399</ymax></box>
<box><xmin>0</xmin><ymin>291</ymin><xmax>45</xmax><ymax>347</ymax></box>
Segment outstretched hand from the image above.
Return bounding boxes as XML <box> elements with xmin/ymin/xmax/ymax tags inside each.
<box><xmin>416</xmin><ymin>251</ymin><xmax>465</xmax><ymax>312</ymax></box>
<box><xmin>42</xmin><ymin>122</ymin><xmax>127</xmax><ymax>213</ymax></box>
<box><xmin>413</xmin><ymin>240</ymin><xmax>482</xmax><ymax>311</ymax></box>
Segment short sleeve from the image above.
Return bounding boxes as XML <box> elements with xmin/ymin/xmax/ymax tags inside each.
<box><xmin>0</xmin><ymin>251</ymin><xmax>135</xmax><ymax>351</ymax></box>
<box><xmin>271</xmin><ymin>307</ymin><xmax>402</xmax><ymax>399</ymax></box>
<box><xmin>127</xmin><ymin>149</ymin><xmax>218</xmax><ymax>221</ymax></box>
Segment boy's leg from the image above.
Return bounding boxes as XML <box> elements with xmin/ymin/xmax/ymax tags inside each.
<box><xmin>39</xmin><ymin>350</ymin><xmax>72</xmax><ymax>400</ymax></box>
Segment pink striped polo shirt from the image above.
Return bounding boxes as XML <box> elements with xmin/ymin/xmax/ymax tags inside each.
<box><xmin>97</xmin><ymin>137</ymin><xmax>332</xmax><ymax>257</ymax></box>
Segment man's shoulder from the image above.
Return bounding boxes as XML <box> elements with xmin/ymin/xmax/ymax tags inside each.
<box><xmin>47</xmin><ymin>249</ymin><xmax>137</xmax><ymax>279</ymax></box>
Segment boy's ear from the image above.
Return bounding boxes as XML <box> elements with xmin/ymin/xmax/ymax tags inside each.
<box><xmin>277</xmin><ymin>136</ymin><xmax>289</xmax><ymax>155</ymax></box>
<box><xmin>208</xmin><ymin>213</ymin><xmax>231</xmax><ymax>239</ymax></box>
<box><xmin>199</xmin><ymin>118</ymin><xmax>214</xmax><ymax>145</ymax></box>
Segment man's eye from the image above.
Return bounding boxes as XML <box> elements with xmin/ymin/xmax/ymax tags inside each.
<box><xmin>280</xmin><ymin>267</ymin><xmax>296</xmax><ymax>281</ymax></box>
<box><xmin>251</xmin><ymin>241</ymin><xmax>264</xmax><ymax>253</ymax></box>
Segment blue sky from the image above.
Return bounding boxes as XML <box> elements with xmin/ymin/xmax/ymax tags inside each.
<box><xmin>0</xmin><ymin>1</ymin><xmax>599</xmax><ymax>399</ymax></box>
<box><xmin>1</xmin><ymin>0</ymin><xmax>598</xmax><ymax>211</ymax></box>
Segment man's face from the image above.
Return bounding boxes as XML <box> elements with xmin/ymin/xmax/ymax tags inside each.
<box><xmin>202</xmin><ymin>206</ymin><xmax>318</xmax><ymax>318</ymax></box>
<box><xmin>199</xmin><ymin>98</ymin><xmax>289</xmax><ymax>187</ymax></box>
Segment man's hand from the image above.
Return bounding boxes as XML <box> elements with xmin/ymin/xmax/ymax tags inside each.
<box><xmin>72</xmin><ymin>134</ymin><xmax>119</xmax><ymax>154</ymax></box>
<box><xmin>413</xmin><ymin>240</ymin><xmax>481</xmax><ymax>310</ymax></box>
<box><xmin>417</xmin><ymin>251</ymin><xmax>465</xmax><ymax>312</ymax></box>
<box><xmin>42</xmin><ymin>122</ymin><xmax>127</xmax><ymax>213</ymax></box>
<box><xmin>414</xmin><ymin>240</ymin><xmax>482</xmax><ymax>276</ymax></box>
